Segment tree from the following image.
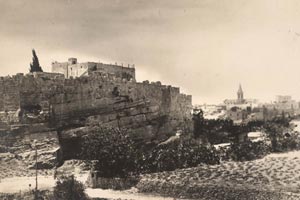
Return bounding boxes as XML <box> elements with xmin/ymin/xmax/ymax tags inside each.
<box><xmin>263</xmin><ymin>117</ymin><xmax>291</xmax><ymax>152</ymax></box>
<box><xmin>53</xmin><ymin>175</ymin><xmax>89</xmax><ymax>200</ymax></box>
<box><xmin>192</xmin><ymin>108</ymin><xmax>205</xmax><ymax>139</ymax></box>
<box><xmin>29</xmin><ymin>49</ymin><xmax>43</xmax><ymax>72</ymax></box>
<box><xmin>193</xmin><ymin>109</ymin><xmax>235</xmax><ymax>144</ymax></box>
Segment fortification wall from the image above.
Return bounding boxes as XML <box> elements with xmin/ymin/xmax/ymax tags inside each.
<box><xmin>0</xmin><ymin>75</ymin><xmax>22</xmax><ymax>112</ymax></box>
<box><xmin>0</xmin><ymin>71</ymin><xmax>192</xmax><ymax>143</ymax></box>
<box><xmin>52</xmin><ymin>59</ymin><xmax>135</xmax><ymax>81</ymax></box>
<box><xmin>92</xmin><ymin>63</ymin><xmax>135</xmax><ymax>81</ymax></box>
<box><xmin>47</xmin><ymin>75</ymin><xmax>167</xmax><ymax>116</ymax></box>
<box><xmin>0</xmin><ymin>71</ymin><xmax>193</xmax><ymax>160</ymax></box>
<box><xmin>52</xmin><ymin>62</ymin><xmax>68</xmax><ymax>78</ymax></box>
<box><xmin>67</xmin><ymin>63</ymin><xmax>89</xmax><ymax>78</ymax></box>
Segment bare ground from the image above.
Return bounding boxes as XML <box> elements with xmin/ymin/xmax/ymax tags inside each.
<box><xmin>137</xmin><ymin>151</ymin><xmax>300</xmax><ymax>199</ymax></box>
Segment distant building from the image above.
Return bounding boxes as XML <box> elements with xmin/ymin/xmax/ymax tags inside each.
<box><xmin>262</xmin><ymin>95</ymin><xmax>299</xmax><ymax>117</ymax></box>
<box><xmin>223</xmin><ymin>84</ymin><xmax>262</xmax><ymax>123</ymax></box>
<box><xmin>237</xmin><ymin>84</ymin><xmax>244</xmax><ymax>104</ymax></box>
<box><xmin>52</xmin><ymin>58</ymin><xmax>136</xmax><ymax>81</ymax></box>
<box><xmin>224</xmin><ymin>86</ymin><xmax>300</xmax><ymax>122</ymax></box>
<box><xmin>247</xmin><ymin>107</ymin><xmax>264</xmax><ymax>121</ymax></box>
<box><xmin>223</xmin><ymin>84</ymin><xmax>258</xmax><ymax>110</ymax></box>
<box><xmin>276</xmin><ymin>95</ymin><xmax>292</xmax><ymax>103</ymax></box>
<box><xmin>274</xmin><ymin>95</ymin><xmax>299</xmax><ymax>111</ymax></box>
<box><xmin>193</xmin><ymin>104</ymin><xmax>226</xmax><ymax>119</ymax></box>
<box><xmin>226</xmin><ymin>106</ymin><xmax>248</xmax><ymax>123</ymax></box>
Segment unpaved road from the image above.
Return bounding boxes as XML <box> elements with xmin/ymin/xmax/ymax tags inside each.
<box><xmin>0</xmin><ymin>175</ymin><xmax>175</xmax><ymax>200</ymax></box>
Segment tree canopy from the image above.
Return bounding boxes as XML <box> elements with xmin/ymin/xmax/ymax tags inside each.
<box><xmin>29</xmin><ymin>49</ymin><xmax>43</xmax><ymax>72</ymax></box>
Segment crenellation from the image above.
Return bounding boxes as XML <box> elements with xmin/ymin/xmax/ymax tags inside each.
<box><xmin>52</xmin><ymin>58</ymin><xmax>136</xmax><ymax>81</ymax></box>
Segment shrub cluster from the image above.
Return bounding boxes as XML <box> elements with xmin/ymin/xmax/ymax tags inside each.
<box><xmin>138</xmin><ymin>139</ymin><xmax>220</xmax><ymax>173</ymax></box>
<box><xmin>53</xmin><ymin>175</ymin><xmax>89</xmax><ymax>200</ymax></box>
<box><xmin>225</xmin><ymin>141</ymin><xmax>270</xmax><ymax>161</ymax></box>
<box><xmin>270</xmin><ymin>132</ymin><xmax>300</xmax><ymax>152</ymax></box>
<box><xmin>80</xmin><ymin>127</ymin><xmax>138</xmax><ymax>178</ymax></box>
<box><xmin>263</xmin><ymin>118</ymin><xmax>300</xmax><ymax>152</ymax></box>
<box><xmin>80</xmin><ymin>127</ymin><xmax>220</xmax><ymax>177</ymax></box>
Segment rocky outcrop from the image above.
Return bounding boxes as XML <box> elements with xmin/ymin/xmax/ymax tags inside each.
<box><xmin>0</xmin><ymin>134</ymin><xmax>58</xmax><ymax>178</ymax></box>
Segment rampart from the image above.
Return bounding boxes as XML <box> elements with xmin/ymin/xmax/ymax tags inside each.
<box><xmin>0</xmin><ymin>70</ymin><xmax>192</xmax><ymax>128</ymax></box>
<box><xmin>52</xmin><ymin>58</ymin><xmax>135</xmax><ymax>81</ymax></box>
<box><xmin>0</xmin><ymin>61</ymin><xmax>192</xmax><ymax>158</ymax></box>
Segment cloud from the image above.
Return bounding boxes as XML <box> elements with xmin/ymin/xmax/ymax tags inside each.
<box><xmin>1</xmin><ymin>0</ymin><xmax>300</xmax><ymax>104</ymax></box>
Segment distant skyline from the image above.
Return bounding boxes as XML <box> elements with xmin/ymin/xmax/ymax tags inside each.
<box><xmin>1</xmin><ymin>0</ymin><xmax>300</xmax><ymax>104</ymax></box>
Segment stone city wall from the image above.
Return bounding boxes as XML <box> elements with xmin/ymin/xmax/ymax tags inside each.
<box><xmin>0</xmin><ymin>72</ymin><xmax>192</xmax><ymax>137</ymax></box>
<box><xmin>52</xmin><ymin>59</ymin><xmax>135</xmax><ymax>81</ymax></box>
<box><xmin>0</xmin><ymin>70</ymin><xmax>192</xmax><ymax>159</ymax></box>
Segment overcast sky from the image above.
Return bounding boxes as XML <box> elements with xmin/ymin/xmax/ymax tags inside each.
<box><xmin>1</xmin><ymin>0</ymin><xmax>300</xmax><ymax>104</ymax></box>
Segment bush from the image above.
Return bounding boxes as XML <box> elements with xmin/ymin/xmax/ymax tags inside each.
<box><xmin>263</xmin><ymin>118</ymin><xmax>292</xmax><ymax>152</ymax></box>
<box><xmin>193</xmin><ymin>109</ymin><xmax>234</xmax><ymax>144</ymax></box>
<box><xmin>226</xmin><ymin>141</ymin><xmax>270</xmax><ymax>161</ymax></box>
<box><xmin>138</xmin><ymin>139</ymin><xmax>220</xmax><ymax>173</ymax></box>
<box><xmin>80</xmin><ymin>127</ymin><xmax>221</xmax><ymax>177</ymax></box>
<box><xmin>53</xmin><ymin>175</ymin><xmax>89</xmax><ymax>200</ymax></box>
<box><xmin>80</xmin><ymin>127</ymin><xmax>138</xmax><ymax>178</ymax></box>
<box><xmin>272</xmin><ymin>132</ymin><xmax>300</xmax><ymax>152</ymax></box>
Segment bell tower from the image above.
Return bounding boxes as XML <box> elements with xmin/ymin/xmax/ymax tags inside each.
<box><xmin>237</xmin><ymin>84</ymin><xmax>244</xmax><ymax>104</ymax></box>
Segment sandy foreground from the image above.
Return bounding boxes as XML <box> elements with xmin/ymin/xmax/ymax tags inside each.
<box><xmin>137</xmin><ymin>150</ymin><xmax>300</xmax><ymax>199</ymax></box>
<box><xmin>2</xmin><ymin>148</ymin><xmax>300</xmax><ymax>199</ymax></box>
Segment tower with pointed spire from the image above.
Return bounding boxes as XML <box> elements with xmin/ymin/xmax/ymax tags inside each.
<box><xmin>237</xmin><ymin>84</ymin><xmax>244</xmax><ymax>104</ymax></box>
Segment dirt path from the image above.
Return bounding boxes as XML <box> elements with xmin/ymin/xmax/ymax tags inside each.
<box><xmin>0</xmin><ymin>175</ymin><xmax>178</xmax><ymax>200</ymax></box>
<box><xmin>0</xmin><ymin>176</ymin><xmax>55</xmax><ymax>193</ymax></box>
<box><xmin>86</xmin><ymin>188</ymin><xmax>176</xmax><ymax>200</ymax></box>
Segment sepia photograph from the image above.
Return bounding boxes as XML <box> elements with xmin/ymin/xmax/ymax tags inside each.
<box><xmin>1</xmin><ymin>0</ymin><xmax>300</xmax><ymax>199</ymax></box>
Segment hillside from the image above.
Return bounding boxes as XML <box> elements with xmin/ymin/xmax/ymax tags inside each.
<box><xmin>137</xmin><ymin>151</ymin><xmax>300</xmax><ymax>200</ymax></box>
